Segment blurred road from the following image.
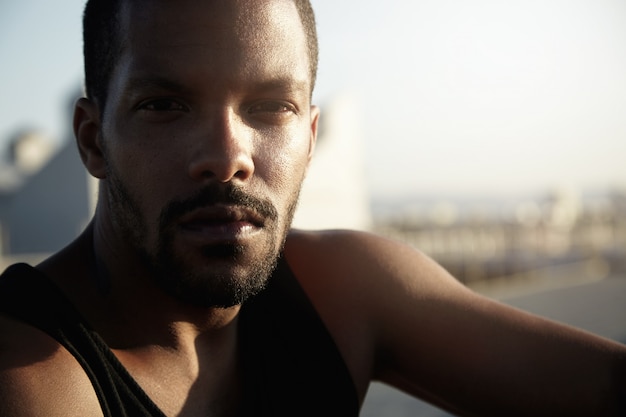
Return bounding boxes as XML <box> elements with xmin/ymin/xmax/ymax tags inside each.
<box><xmin>360</xmin><ymin>274</ymin><xmax>626</xmax><ymax>417</ymax></box>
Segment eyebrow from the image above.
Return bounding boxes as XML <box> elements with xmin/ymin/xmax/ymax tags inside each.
<box><xmin>249</xmin><ymin>78</ymin><xmax>310</xmax><ymax>94</ymax></box>
<box><xmin>122</xmin><ymin>74</ymin><xmax>311</xmax><ymax>98</ymax></box>
<box><xmin>123</xmin><ymin>76</ymin><xmax>191</xmax><ymax>94</ymax></box>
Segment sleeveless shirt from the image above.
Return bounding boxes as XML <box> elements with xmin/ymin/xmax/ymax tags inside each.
<box><xmin>0</xmin><ymin>258</ymin><xmax>359</xmax><ymax>416</ymax></box>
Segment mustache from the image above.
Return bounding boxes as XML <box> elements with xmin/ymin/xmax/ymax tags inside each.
<box><xmin>158</xmin><ymin>183</ymin><xmax>278</xmax><ymax>229</ymax></box>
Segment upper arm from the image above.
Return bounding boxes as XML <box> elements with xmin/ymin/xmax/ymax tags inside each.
<box><xmin>286</xmin><ymin>229</ymin><xmax>626</xmax><ymax>416</ymax></box>
<box><xmin>0</xmin><ymin>315</ymin><xmax>104</xmax><ymax>417</ymax></box>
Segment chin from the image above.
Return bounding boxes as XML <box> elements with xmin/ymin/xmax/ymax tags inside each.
<box><xmin>148</xmin><ymin>240</ymin><xmax>280</xmax><ymax>308</ymax></box>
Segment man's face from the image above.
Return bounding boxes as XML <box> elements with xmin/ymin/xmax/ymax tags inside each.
<box><xmin>97</xmin><ymin>0</ymin><xmax>318</xmax><ymax>307</ymax></box>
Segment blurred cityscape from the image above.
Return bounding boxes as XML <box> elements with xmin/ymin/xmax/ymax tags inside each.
<box><xmin>372</xmin><ymin>188</ymin><xmax>626</xmax><ymax>293</ymax></box>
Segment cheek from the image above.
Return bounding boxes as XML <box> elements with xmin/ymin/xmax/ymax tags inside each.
<box><xmin>105</xmin><ymin>144</ymin><xmax>176</xmax><ymax>226</ymax></box>
<box><xmin>109</xmin><ymin>119</ymin><xmax>186</xmax><ymax>186</ymax></box>
<box><xmin>254</xmin><ymin>133</ymin><xmax>311</xmax><ymax>194</ymax></box>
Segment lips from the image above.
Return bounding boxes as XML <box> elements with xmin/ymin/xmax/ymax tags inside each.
<box><xmin>177</xmin><ymin>204</ymin><xmax>265</xmax><ymax>241</ymax></box>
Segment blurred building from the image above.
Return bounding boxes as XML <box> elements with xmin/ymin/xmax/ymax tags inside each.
<box><xmin>292</xmin><ymin>93</ymin><xmax>371</xmax><ymax>231</ymax></box>
<box><xmin>0</xmin><ymin>94</ymin><xmax>371</xmax><ymax>269</ymax></box>
<box><xmin>0</xmin><ymin>131</ymin><xmax>96</xmax><ymax>268</ymax></box>
<box><xmin>373</xmin><ymin>188</ymin><xmax>626</xmax><ymax>287</ymax></box>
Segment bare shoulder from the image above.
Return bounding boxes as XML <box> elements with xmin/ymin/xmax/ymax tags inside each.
<box><xmin>284</xmin><ymin>228</ymin><xmax>469</xmax><ymax>297</ymax></box>
<box><xmin>284</xmin><ymin>228</ymin><xmax>409</xmax><ymax>269</ymax></box>
<box><xmin>0</xmin><ymin>315</ymin><xmax>103</xmax><ymax>417</ymax></box>
<box><xmin>283</xmin><ymin>228</ymin><xmax>478</xmax><ymax>335</ymax></box>
<box><xmin>283</xmin><ymin>229</ymin><xmax>473</xmax><ymax>401</ymax></box>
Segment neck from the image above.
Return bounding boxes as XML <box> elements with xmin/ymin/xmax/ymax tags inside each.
<box><xmin>40</xmin><ymin>219</ymin><xmax>242</xmax><ymax>351</ymax></box>
<box><xmin>38</xmin><ymin>218</ymin><xmax>247</xmax><ymax>415</ymax></box>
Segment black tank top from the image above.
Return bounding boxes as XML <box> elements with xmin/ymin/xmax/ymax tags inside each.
<box><xmin>0</xmin><ymin>258</ymin><xmax>359</xmax><ymax>416</ymax></box>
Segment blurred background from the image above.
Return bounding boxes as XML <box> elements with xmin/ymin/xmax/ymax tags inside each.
<box><xmin>1</xmin><ymin>1</ymin><xmax>626</xmax><ymax>415</ymax></box>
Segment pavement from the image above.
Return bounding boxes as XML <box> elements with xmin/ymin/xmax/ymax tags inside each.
<box><xmin>359</xmin><ymin>273</ymin><xmax>626</xmax><ymax>416</ymax></box>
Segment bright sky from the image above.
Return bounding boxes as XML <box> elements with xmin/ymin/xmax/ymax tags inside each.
<box><xmin>1</xmin><ymin>0</ymin><xmax>626</xmax><ymax>198</ymax></box>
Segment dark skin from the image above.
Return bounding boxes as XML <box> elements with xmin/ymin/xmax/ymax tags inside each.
<box><xmin>1</xmin><ymin>1</ymin><xmax>625</xmax><ymax>416</ymax></box>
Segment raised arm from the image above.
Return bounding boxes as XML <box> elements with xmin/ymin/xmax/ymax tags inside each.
<box><xmin>286</xmin><ymin>229</ymin><xmax>626</xmax><ymax>416</ymax></box>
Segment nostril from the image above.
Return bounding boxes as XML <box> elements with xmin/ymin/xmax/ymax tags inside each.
<box><xmin>232</xmin><ymin>169</ymin><xmax>251</xmax><ymax>180</ymax></box>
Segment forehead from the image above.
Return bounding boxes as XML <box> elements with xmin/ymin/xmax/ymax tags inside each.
<box><xmin>115</xmin><ymin>0</ymin><xmax>311</xmax><ymax>92</ymax></box>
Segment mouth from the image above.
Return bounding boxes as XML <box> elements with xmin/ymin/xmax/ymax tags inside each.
<box><xmin>177</xmin><ymin>205</ymin><xmax>266</xmax><ymax>242</ymax></box>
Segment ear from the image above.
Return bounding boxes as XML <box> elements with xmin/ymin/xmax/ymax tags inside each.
<box><xmin>74</xmin><ymin>97</ymin><xmax>107</xmax><ymax>179</ymax></box>
<box><xmin>307</xmin><ymin>105</ymin><xmax>320</xmax><ymax>164</ymax></box>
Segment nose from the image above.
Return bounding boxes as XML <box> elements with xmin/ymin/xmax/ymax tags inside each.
<box><xmin>187</xmin><ymin>109</ymin><xmax>254</xmax><ymax>183</ymax></box>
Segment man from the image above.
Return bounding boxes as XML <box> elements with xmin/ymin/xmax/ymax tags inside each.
<box><xmin>0</xmin><ymin>0</ymin><xmax>624</xmax><ymax>415</ymax></box>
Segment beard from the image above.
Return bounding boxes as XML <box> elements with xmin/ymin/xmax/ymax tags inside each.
<box><xmin>105</xmin><ymin>163</ymin><xmax>301</xmax><ymax>308</ymax></box>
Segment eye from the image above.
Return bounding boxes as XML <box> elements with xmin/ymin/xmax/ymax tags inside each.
<box><xmin>245</xmin><ymin>101</ymin><xmax>298</xmax><ymax>126</ymax></box>
<box><xmin>138</xmin><ymin>98</ymin><xmax>188</xmax><ymax>112</ymax></box>
<box><xmin>247</xmin><ymin>101</ymin><xmax>296</xmax><ymax>115</ymax></box>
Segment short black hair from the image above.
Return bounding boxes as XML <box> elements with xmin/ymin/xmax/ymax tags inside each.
<box><xmin>82</xmin><ymin>0</ymin><xmax>319</xmax><ymax>109</ymax></box>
